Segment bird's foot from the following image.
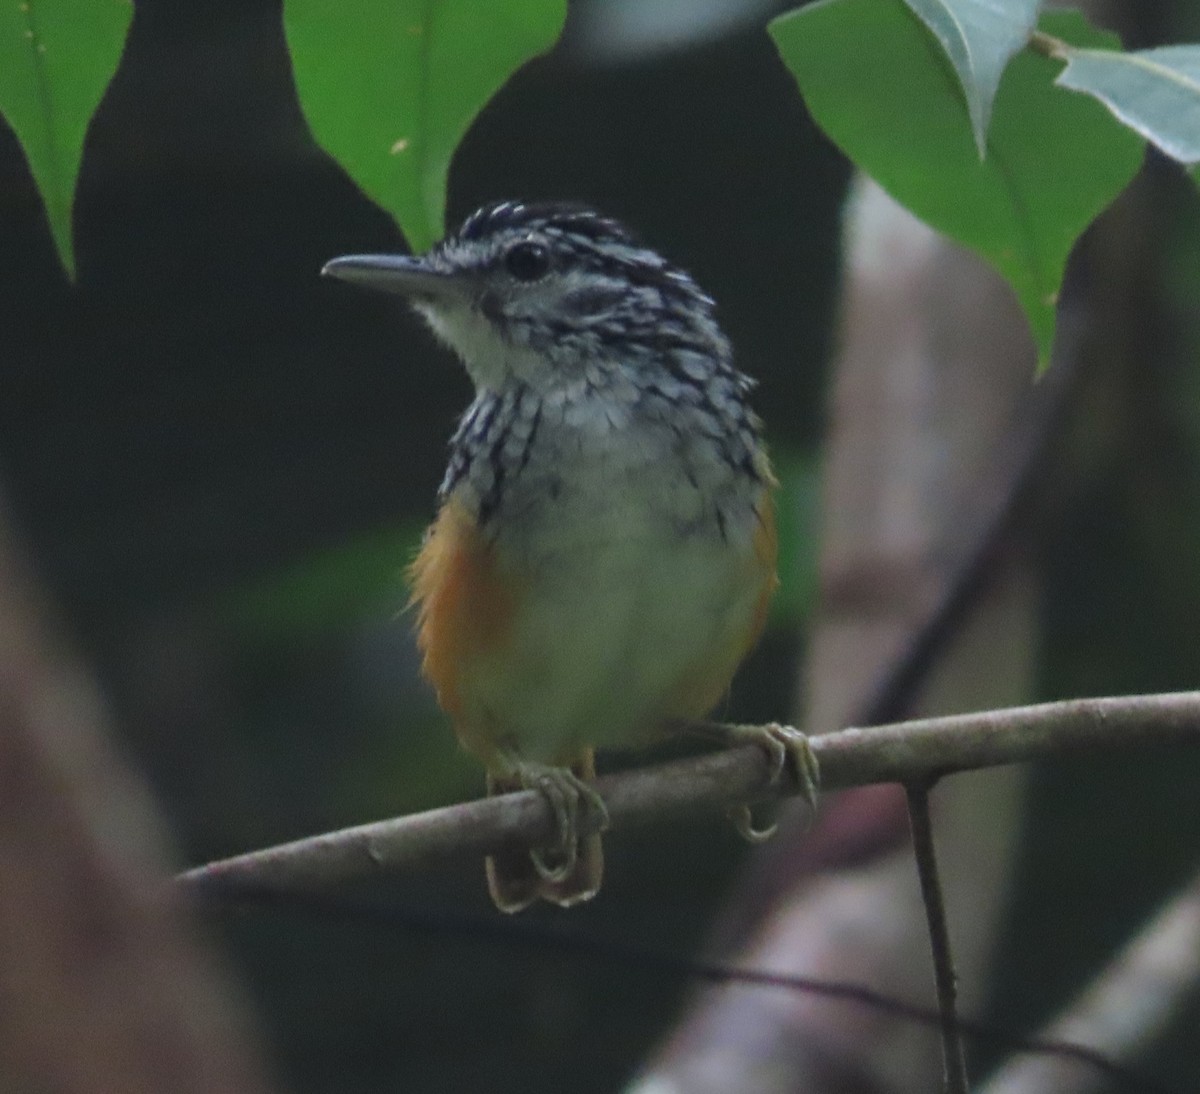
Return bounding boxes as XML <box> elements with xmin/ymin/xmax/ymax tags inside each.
<box><xmin>700</xmin><ymin>722</ymin><xmax>820</xmax><ymax>842</ymax></box>
<box><xmin>512</xmin><ymin>761</ymin><xmax>609</xmax><ymax>883</ymax></box>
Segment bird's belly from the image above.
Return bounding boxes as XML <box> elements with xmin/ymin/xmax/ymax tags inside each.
<box><xmin>457</xmin><ymin>526</ymin><xmax>764</xmax><ymax>762</ymax></box>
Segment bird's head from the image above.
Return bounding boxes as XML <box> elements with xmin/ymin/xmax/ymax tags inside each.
<box><xmin>322</xmin><ymin>201</ymin><xmax>729</xmax><ymax>394</ymax></box>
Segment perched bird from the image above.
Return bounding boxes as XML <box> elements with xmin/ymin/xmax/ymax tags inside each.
<box><xmin>324</xmin><ymin>201</ymin><xmax>815</xmax><ymax>912</ymax></box>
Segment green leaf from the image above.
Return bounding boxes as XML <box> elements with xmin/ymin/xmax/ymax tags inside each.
<box><xmin>1054</xmin><ymin>44</ymin><xmax>1200</xmax><ymax>166</ymax></box>
<box><xmin>0</xmin><ymin>0</ymin><xmax>133</xmax><ymax>278</ymax></box>
<box><xmin>284</xmin><ymin>0</ymin><xmax>567</xmax><ymax>253</ymax></box>
<box><xmin>903</xmin><ymin>0</ymin><xmax>1039</xmax><ymax>155</ymax></box>
<box><xmin>770</xmin><ymin>1</ymin><xmax>1146</xmax><ymax>368</ymax></box>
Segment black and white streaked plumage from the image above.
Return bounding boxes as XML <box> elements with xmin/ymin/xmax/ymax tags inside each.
<box><xmin>324</xmin><ymin>202</ymin><xmax>812</xmax><ymax>912</ymax></box>
<box><xmin>326</xmin><ymin>201</ymin><xmax>770</xmax><ymax>534</ymax></box>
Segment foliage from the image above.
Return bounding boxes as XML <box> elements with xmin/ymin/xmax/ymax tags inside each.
<box><xmin>0</xmin><ymin>0</ymin><xmax>1194</xmax><ymax>356</ymax></box>
<box><xmin>1052</xmin><ymin>42</ymin><xmax>1200</xmax><ymax>166</ymax></box>
<box><xmin>902</xmin><ymin>0</ymin><xmax>1040</xmax><ymax>155</ymax></box>
<box><xmin>771</xmin><ymin>0</ymin><xmax>1198</xmax><ymax>368</ymax></box>
<box><xmin>0</xmin><ymin>0</ymin><xmax>131</xmax><ymax>277</ymax></box>
<box><xmin>2</xmin><ymin>0</ymin><xmax>1196</xmax><ymax>358</ymax></box>
<box><xmin>282</xmin><ymin>0</ymin><xmax>567</xmax><ymax>252</ymax></box>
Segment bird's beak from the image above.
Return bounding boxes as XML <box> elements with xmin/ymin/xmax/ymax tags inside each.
<box><xmin>321</xmin><ymin>254</ymin><xmax>464</xmax><ymax>301</ymax></box>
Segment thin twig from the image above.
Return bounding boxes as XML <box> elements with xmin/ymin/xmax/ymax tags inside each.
<box><xmin>177</xmin><ymin>692</ymin><xmax>1200</xmax><ymax>896</ymax></box>
<box><xmin>907</xmin><ymin>782</ymin><xmax>971</xmax><ymax>1094</ymax></box>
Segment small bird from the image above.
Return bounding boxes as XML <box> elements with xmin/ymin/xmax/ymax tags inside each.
<box><xmin>324</xmin><ymin>201</ymin><xmax>816</xmax><ymax>912</ymax></box>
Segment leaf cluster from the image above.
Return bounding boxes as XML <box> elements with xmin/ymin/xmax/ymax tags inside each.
<box><xmin>1</xmin><ymin>0</ymin><xmax>1197</xmax><ymax>363</ymax></box>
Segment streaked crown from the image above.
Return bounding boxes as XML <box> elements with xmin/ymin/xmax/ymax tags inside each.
<box><xmin>323</xmin><ymin>201</ymin><xmax>741</xmax><ymax>397</ymax></box>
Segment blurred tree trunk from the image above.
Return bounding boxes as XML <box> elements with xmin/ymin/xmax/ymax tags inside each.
<box><xmin>0</xmin><ymin>493</ymin><xmax>277</xmax><ymax>1094</ymax></box>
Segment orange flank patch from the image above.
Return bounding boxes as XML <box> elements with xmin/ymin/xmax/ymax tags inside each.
<box><xmin>659</xmin><ymin>487</ymin><xmax>780</xmax><ymax>723</ymax></box>
<box><xmin>747</xmin><ymin>489</ymin><xmax>780</xmax><ymax>652</ymax></box>
<box><xmin>408</xmin><ymin>497</ymin><xmax>516</xmax><ymax>735</ymax></box>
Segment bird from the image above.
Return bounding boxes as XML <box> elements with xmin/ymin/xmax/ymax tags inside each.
<box><xmin>323</xmin><ymin>201</ymin><xmax>817</xmax><ymax>912</ymax></box>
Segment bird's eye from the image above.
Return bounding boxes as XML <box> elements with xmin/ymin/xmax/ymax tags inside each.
<box><xmin>504</xmin><ymin>241</ymin><xmax>551</xmax><ymax>282</ymax></box>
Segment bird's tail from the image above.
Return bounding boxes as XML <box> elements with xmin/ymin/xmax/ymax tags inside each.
<box><xmin>485</xmin><ymin>748</ymin><xmax>604</xmax><ymax>913</ymax></box>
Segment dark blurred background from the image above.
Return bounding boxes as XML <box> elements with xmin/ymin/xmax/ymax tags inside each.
<box><xmin>2</xmin><ymin>0</ymin><xmax>1199</xmax><ymax>1089</ymax></box>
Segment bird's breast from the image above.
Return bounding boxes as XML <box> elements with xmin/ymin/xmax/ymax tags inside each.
<box><xmin>474</xmin><ymin>399</ymin><xmax>762</xmax><ymax>557</ymax></box>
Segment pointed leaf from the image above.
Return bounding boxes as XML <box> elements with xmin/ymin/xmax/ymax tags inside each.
<box><xmin>770</xmin><ymin>2</ymin><xmax>1145</xmax><ymax>368</ymax></box>
<box><xmin>1055</xmin><ymin>44</ymin><xmax>1200</xmax><ymax>166</ymax></box>
<box><xmin>0</xmin><ymin>0</ymin><xmax>133</xmax><ymax>278</ymax></box>
<box><xmin>284</xmin><ymin>0</ymin><xmax>567</xmax><ymax>253</ymax></box>
<box><xmin>903</xmin><ymin>0</ymin><xmax>1039</xmax><ymax>155</ymax></box>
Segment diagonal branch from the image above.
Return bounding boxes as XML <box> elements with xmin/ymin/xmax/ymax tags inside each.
<box><xmin>178</xmin><ymin>692</ymin><xmax>1200</xmax><ymax>897</ymax></box>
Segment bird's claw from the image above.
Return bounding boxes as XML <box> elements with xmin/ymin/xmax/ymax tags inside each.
<box><xmin>515</xmin><ymin>762</ymin><xmax>609</xmax><ymax>883</ymax></box>
<box><xmin>719</xmin><ymin>722</ymin><xmax>820</xmax><ymax>842</ymax></box>
<box><xmin>727</xmin><ymin>802</ymin><xmax>778</xmax><ymax>842</ymax></box>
